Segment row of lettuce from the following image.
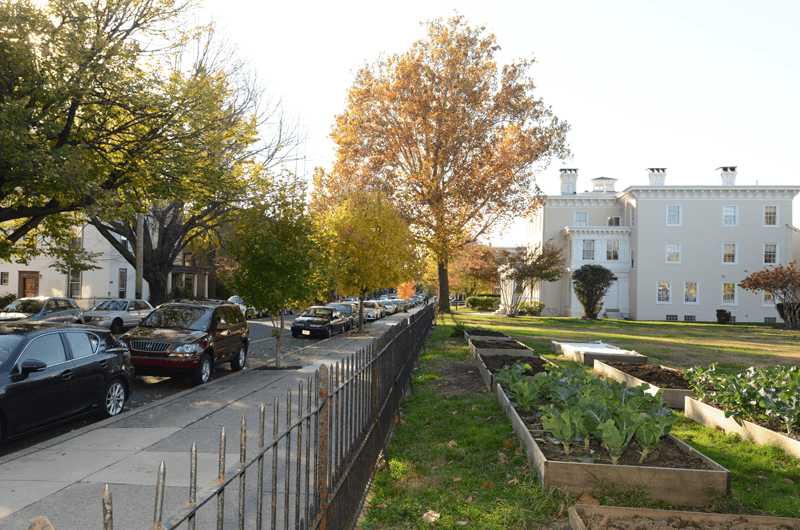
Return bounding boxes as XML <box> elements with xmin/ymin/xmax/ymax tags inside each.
<box><xmin>497</xmin><ymin>361</ymin><xmax>800</xmax><ymax>464</ymax></box>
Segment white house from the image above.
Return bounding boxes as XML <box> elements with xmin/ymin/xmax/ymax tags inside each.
<box><xmin>0</xmin><ymin>224</ymin><xmax>213</xmax><ymax>309</ymax></box>
<box><xmin>525</xmin><ymin>167</ymin><xmax>800</xmax><ymax>323</ymax></box>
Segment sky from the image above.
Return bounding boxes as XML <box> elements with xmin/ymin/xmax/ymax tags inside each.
<box><xmin>201</xmin><ymin>0</ymin><xmax>800</xmax><ymax>246</ymax></box>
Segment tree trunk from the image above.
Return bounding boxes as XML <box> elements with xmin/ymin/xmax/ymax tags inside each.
<box><xmin>358</xmin><ymin>295</ymin><xmax>365</xmax><ymax>332</ymax></box>
<box><xmin>437</xmin><ymin>261</ymin><xmax>450</xmax><ymax>313</ymax></box>
<box><xmin>145</xmin><ymin>268</ymin><xmax>169</xmax><ymax>306</ymax></box>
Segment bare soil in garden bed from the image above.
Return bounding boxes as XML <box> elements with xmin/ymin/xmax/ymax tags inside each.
<box><xmin>466</xmin><ymin>327</ymin><xmax>509</xmax><ymax>337</ymax></box>
<box><xmin>580</xmin><ymin>513</ymin><xmax>797</xmax><ymax>529</ymax></box>
<box><xmin>604</xmin><ymin>362</ymin><xmax>691</xmax><ymax>390</ymax></box>
<box><xmin>432</xmin><ymin>359</ymin><xmax>490</xmax><ymax>396</ymax></box>
<box><xmin>534</xmin><ymin>431</ymin><xmax>714</xmax><ymax>470</ymax></box>
<box><xmin>472</xmin><ymin>339</ymin><xmax>529</xmax><ymax>349</ymax></box>
<box><xmin>481</xmin><ymin>355</ymin><xmax>549</xmax><ymax>377</ymax></box>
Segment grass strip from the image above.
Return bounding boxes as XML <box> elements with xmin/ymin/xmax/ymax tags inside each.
<box><xmin>359</xmin><ymin>312</ymin><xmax>800</xmax><ymax>528</ymax></box>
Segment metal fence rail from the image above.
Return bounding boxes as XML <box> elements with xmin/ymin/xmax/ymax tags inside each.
<box><xmin>95</xmin><ymin>304</ymin><xmax>434</xmax><ymax>530</ymax></box>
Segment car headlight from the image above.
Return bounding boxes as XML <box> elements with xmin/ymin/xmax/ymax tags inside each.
<box><xmin>169</xmin><ymin>344</ymin><xmax>200</xmax><ymax>356</ymax></box>
<box><xmin>94</xmin><ymin>316</ymin><xmax>109</xmax><ymax>321</ymax></box>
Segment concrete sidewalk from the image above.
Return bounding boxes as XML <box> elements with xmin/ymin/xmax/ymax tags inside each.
<box><xmin>0</xmin><ymin>315</ymin><xmax>406</xmax><ymax>530</ymax></box>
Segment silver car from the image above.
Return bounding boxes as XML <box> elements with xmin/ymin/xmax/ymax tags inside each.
<box><xmin>84</xmin><ymin>299</ymin><xmax>154</xmax><ymax>334</ymax></box>
<box><xmin>0</xmin><ymin>297</ymin><xmax>84</xmax><ymax>324</ymax></box>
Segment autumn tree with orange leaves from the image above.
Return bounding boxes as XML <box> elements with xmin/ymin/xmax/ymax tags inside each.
<box><xmin>739</xmin><ymin>260</ymin><xmax>800</xmax><ymax>329</ymax></box>
<box><xmin>449</xmin><ymin>244</ymin><xmax>501</xmax><ymax>299</ymax></box>
<box><xmin>314</xmin><ymin>14</ymin><xmax>570</xmax><ymax>313</ymax></box>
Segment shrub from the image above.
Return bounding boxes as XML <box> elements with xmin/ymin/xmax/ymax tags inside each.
<box><xmin>466</xmin><ymin>296</ymin><xmax>498</xmax><ymax>311</ymax></box>
<box><xmin>716</xmin><ymin>309</ymin><xmax>732</xmax><ymax>324</ymax></box>
<box><xmin>0</xmin><ymin>293</ymin><xmax>15</xmax><ymax>308</ymax></box>
<box><xmin>450</xmin><ymin>322</ymin><xmax>467</xmax><ymax>338</ymax></box>
<box><xmin>519</xmin><ymin>301</ymin><xmax>545</xmax><ymax>316</ymax></box>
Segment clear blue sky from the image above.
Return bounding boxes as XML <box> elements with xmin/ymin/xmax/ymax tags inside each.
<box><xmin>202</xmin><ymin>0</ymin><xmax>800</xmax><ymax>245</ymax></box>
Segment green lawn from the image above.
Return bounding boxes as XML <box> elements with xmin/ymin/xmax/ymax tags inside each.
<box><xmin>358</xmin><ymin>313</ymin><xmax>800</xmax><ymax>529</ymax></box>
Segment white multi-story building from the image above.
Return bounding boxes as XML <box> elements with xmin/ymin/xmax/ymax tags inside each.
<box><xmin>525</xmin><ymin>167</ymin><xmax>800</xmax><ymax>323</ymax></box>
<box><xmin>0</xmin><ymin>224</ymin><xmax>213</xmax><ymax>309</ymax></box>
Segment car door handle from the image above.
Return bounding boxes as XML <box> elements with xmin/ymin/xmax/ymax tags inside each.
<box><xmin>99</xmin><ymin>361</ymin><xmax>108</xmax><ymax>369</ymax></box>
<box><xmin>61</xmin><ymin>370</ymin><xmax>73</xmax><ymax>380</ymax></box>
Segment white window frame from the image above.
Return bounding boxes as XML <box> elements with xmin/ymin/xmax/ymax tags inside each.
<box><xmin>722</xmin><ymin>242</ymin><xmax>738</xmax><ymax>264</ymax></box>
<box><xmin>722</xmin><ymin>205</ymin><xmax>739</xmax><ymax>227</ymax></box>
<box><xmin>763</xmin><ymin>243</ymin><xmax>778</xmax><ymax>265</ymax></box>
<box><xmin>656</xmin><ymin>281</ymin><xmax>671</xmax><ymax>304</ymax></box>
<box><xmin>574</xmin><ymin>212</ymin><xmax>588</xmax><ymax>227</ymax></box>
<box><xmin>607</xmin><ymin>240</ymin><xmax>619</xmax><ymax>261</ymax></box>
<box><xmin>763</xmin><ymin>290</ymin><xmax>776</xmax><ymax>307</ymax></box>
<box><xmin>722</xmin><ymin>282</ymin><xmax>737</xmax><ymax>305</ymax></box>
<box><xmin>68</xmin><ymin>269</ymin><xmax>81</xmax><ymax>299</ymax></box>
<box><xmin>607</xmin><ymin>216</ymin><xmax>620</xmax><ymax>226</ymax></box>
<box><xmin>684</xmin><ymin>281</ymin><xmax>699</xmax><ymax>305</ymax></box>
<box><xmin>582</xmin><ymin>240</ymin><xmax>595</xmax><ymax>260</ymax></box>
<box><xmin>0</xmin><ymin>272</ymin><xmax>7</xmax><ymax>286</ymax></box>
<box><xmin>666</xmin><ymin>205</ymin><xmax>682</xmax><ymax>226</ymax></box>
<box><xmin>665</xmin><ymin>242</ymin><xmax>681</xmax><ymax>264</ymax></box>
<box><xmin>763</xmin><ymin>205</ymin><xmax>778</xmax><ymax>227</ymax></box>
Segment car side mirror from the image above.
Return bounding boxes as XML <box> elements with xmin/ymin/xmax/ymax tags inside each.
<box><xmin>21</xmin><ymin>359</ymin><xmax>47</xmax><ymax>373</ymax></box>
<box><xmin>216</xmin><ymin>322</ymin><xmax>229</xmax><ymax>332</ymax></box>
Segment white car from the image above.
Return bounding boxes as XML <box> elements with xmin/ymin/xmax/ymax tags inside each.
<box><xmin>363</xmin><ymin>301</ymin><xmax>384</xmax><ymax>321</ymax></box>
<box><xmin>227</xmin><ymin>296</ymin><xmax>264</xmax><ymax>319</ymax></box>
<box><xmin>84</xmin><ymin>299</ymin><xmax>154</xmax><ymax>334</ymax></box>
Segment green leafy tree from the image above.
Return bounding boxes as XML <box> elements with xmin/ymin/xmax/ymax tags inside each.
<box><xmin>221</xmin><ymin>175</ymin><xmax>328</xmax><ymax>368</ymax></box>
<box><xmin>314</xmin><ymin>14</ymin><xmax>570</xmax><ymax>313</ymax></box>
<box><xmin>572</xmin><ymin>264</ymin><xmax>616</xmax><ymax>320</ymax></box>
<box><xmin>449</xmin><ymin>244</ymin><xmax>501</xmax><ymax>302</ymax></box>
<box><xmin>0</xmin><ymin>0</ymin><xmax>303</xmax><ymax>268</ymax></box>
<box><xmin>317</xmin><ymin>192</ymin><xmax>418</xmax><ymax>331</ymax></box>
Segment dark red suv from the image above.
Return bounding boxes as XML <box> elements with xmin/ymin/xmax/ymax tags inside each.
<box><xmin>120</xmin><ymin>300</ymin><xmax>249</xmax><ymax>386</ymax></box>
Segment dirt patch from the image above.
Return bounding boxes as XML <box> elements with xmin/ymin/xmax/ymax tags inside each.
<box><xmin>472</xmin><ymin>339</ymin><xmax>528</xmax><ymax>349</ymax></box>
<box><xmin>535</xmin><ymin>433</ymin><xmax>713</xmax><ymax>469</ymax></box>
<box><xmin>466</xmin><ymin>327</ymin><xmax>509</xmax><ymax>337</ymax></box>
<box><xmin>431</xmin><ymin>359</ymin><xmax>488</xmax><ymax>397</ymax></box>
<box><xmin>581</xmin><ymin>513</ymin><xmax>796</xmax><ymax>529</ymax></box>
<box><xmin>604</xmin><ymin>362</ymin><xmax>691</xmax><ymax>390</ymax></box>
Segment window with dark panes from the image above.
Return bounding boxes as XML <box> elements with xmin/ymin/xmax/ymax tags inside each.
<box><xmin>64</xmin><ymin>332</ymin><xmax>98</xmax><ymax>358</ymax></box>
<box><xmin>119</xmin><ymin>268</ymin><xmax>127</xmax><ymax>299</ymax></box>
<box><xmin>19</xmin><ymin>334</ymin><xmax>67</xmax><ymax>367</ymax></box>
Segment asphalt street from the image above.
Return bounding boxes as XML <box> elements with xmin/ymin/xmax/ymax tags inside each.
<box><xmin>0</xmin><ymin>312</ymin><xmax>393</xmax><ymax>457</ymax></box>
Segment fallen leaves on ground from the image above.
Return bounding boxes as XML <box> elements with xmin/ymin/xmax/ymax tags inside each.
<box><xmin>507</xmin><ymin>478</ymin><xmax>519</xmax><ymax>486</ymax></box>
<box><xmin>422</xmin><ymin>511</ymin><xmax>441</xmax><ymax>523</ymax></box>
<box><xmin>482</xmin><ymin>481</ymin><xmax>494</xmax><ymax>489</ymax></box>
<box><xmin>577</xmin><ymin>493</ymin><xmax>600</xmax><ymax>505</ymax></box>
<box><xmin>446</xmin><ymin>440</ymin><xmax>458</xmax><ymax>447</ymax></box>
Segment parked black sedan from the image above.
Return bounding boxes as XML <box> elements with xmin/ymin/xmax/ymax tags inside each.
<box><xmin>291</xmin><ymin>306</ymin><xmax>347</xmax><ymax>338</ymax></box>
<box><xmin>0</xmin><ymin>322</ymin><xmax>135</xmax><ymax>443</ymax></box>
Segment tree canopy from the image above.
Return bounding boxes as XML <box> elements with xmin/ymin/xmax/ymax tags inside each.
<box><xmin>315</xmin><ymin>14</ymin><xmax>570</xmax><ymax>312</ymax></box>
<box><xmin>572</xmin><ymin>264</ymin><xmax>616</xmax><ymax>320</ymax></box>
<box><xmin>0</xmin><ymin>0</ymin><xmax>301</xmax><ymax>269</ymax></box>
<box><xmin>739</xmin><ymin>260</ymin><xmax>800</xmax><ymax>329</ymax></box>
<box><xmin>220</xmin><ymin>175</ymin><xmax>327</xmax><ymax>367</ymax></box>
<box><xmin>496</xmin><ymin>241</ymin><xmax>565</xmax><ymax>316</ymax></box>
<box><xmin>316</xmin><ymin>192</ymin><xmax>418</xmax><ymax>330</ymax></box>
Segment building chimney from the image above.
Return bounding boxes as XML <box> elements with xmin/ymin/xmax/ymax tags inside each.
<box><xmin>560</xmin><ymin>168</ymin><xmax>578</xmax><ymax>195</ymax></box>
<box><xmin>646</xmin><ymin>168</ymin><xmax>666</xmax><ymax>186</ymax></box>
<box><xmin>717</xmin><ymin>166</ymin><xmax>737</xmax><ymax>185</ymax></box>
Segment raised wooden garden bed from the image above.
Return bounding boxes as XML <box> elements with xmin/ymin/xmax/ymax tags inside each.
<box><xmin>593</xmin><ymin>360</ymin><xmax>695</xmax><ymax>409</ymax></box>
<box><xmin>552</xmin><ymin>340</ymin><xmax>647</xmax><ymax>366</ymax></box>
<box><xmin>496</xmin><ymin>388</ymin><xmax>731</xmax><ymax>506</ymax></box>
<box><xmin>470</xmin><ymin>339</ymin><xmax>550</xmax><ymax>392</ymax></box>
<box><xmin>568</xmin><ymin>504</ymin><xmax>800</xmax><ymax>530</ymax></box>
<box><xmin>685</xmin><ymin>397</ymin><xmax>800</xmax><ymax>460</ymax></box>
<box><xmin>463</xmin><ymin>328</ymin><xmax>515</xmax><ymax>342</ymax></box>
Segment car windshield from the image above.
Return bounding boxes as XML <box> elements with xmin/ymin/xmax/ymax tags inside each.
<box><xmin>328</xmin><ymin>304</ymin><xmax>350</xmax><ymax>313</ymax></box>
<box><xmin>93</xmin><ymin>300</ymin><xmax>127</xmax><ymax>311</ymax></box>
<box><xmin>0</xmin><ymin>335</ymin><xmax>24</xmax><ymax>364</ymax></box>
<box><xmin>139</xmin><ymin>306</ymin><xmax>211</xmax><ymax>331</ymax></box>
<box><xmin>364</xmin><ymin>302</ymin><xmax>376</xmax><ymax>309</ymax></box>
<box><xmin>303</xmin><ymin>308</ymin><xmax>334</xmax><ymax>319</ymax></box>
<box><xmin>2</xmin><ymin>299</ymin><xmax>44</xmax><ymax>314</ymax></box>
<box><xmin>228</xmin><ymin>296</ymin><xmax>242</xmax><ymax>304</ymax></box>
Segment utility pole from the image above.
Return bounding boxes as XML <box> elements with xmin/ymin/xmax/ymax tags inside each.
<box><xmin>135</xmin><ymin>213</ymin><xmax>144</xmax><ymax>300</ymax></box>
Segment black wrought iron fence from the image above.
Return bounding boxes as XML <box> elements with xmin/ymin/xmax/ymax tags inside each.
<box><xmin>94</xmin><ymin>303</ymin><xmax>434</xmax><ymax>530</ymax></box>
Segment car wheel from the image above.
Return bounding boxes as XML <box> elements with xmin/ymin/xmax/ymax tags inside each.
<box><xmin>192</xmin><ymin>354</ymin><xmax>212</xmax><ymax>386</ymax></box>
<box><xmin>75</xmin><ymin>319</ymin><xmax>83</xmax><ymax>324</ymax></box>
<box><xmin>100</xmin><ymin>379</ymin><xmax>126</xmax><ymax>418</ymax></box>
<box><xmin>110</xmin><ymin>318</ymin><xmax>124</xmax><ymax>335</ymax></box>
<box><xmin>230</xmin><ymin>343</ymin><xmax>247</xmax><ymax>371</ymax></box>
